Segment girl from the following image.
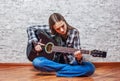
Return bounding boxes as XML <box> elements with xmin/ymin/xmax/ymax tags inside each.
<box><xmin>27</xmin><ymin>13</ymin><xmax>95</xmax><ymax>77</ymax></box>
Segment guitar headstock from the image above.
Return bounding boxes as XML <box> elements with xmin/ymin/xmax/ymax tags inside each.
<box><xmin>91</xmin><ymin>50</ymin><xmax>107</xmax><ymax>58</ymax></box>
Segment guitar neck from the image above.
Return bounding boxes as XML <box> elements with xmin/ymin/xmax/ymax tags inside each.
<box><xmin>52</xmin><ymin>46</ymin><xmax>90</xmax><ymax>54</ymax></box>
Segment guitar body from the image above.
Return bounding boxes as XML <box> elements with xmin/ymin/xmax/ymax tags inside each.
<box><xmin>26</xmin><ymin>30</ymin><xmax>57</xmax><ymax>61</ymax></box>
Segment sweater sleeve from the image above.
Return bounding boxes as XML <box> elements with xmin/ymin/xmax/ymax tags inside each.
<box><xmin>26</xmin><ymin>25</ymin><xmax>50</xmax><ymax>44</ymax></box>
<box><xmin>66</xmin><ymin>29</ymin><xmax>83</xmax><ymax>64</ymax></box>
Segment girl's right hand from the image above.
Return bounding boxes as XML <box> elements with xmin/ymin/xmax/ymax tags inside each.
<box><xmin>35</xmin><ymin>44</ymin><xmax>43</xmax><ymax>52</ymax></box>
<box><xmin>34</xmin><ymin>39</ymin><xmax>45</xmax><ymax>52</ymax></box>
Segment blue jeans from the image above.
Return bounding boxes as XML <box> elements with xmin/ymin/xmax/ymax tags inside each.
<box><xmin>33</xmin><ymin>57</ymin><xmax>95</xmax><ymax>77</ymax></box>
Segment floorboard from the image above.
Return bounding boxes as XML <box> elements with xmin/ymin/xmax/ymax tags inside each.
<box><xmin>0</xmin><ymin>62</ymin><xmax>120</xmax><ymax>81</ymax></box>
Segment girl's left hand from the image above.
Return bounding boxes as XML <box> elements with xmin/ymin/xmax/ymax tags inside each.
<box><xmin>74</xmin><ymin>51</ymin><xmax>83</xmax><ymax>61</ymax></box>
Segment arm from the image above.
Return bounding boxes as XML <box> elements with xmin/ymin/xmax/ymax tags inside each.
<box><xmin>26</xmin><ymin>25</ymin><xmax>50</xmax><ymax>44</ymax></box>
<box><xmin>67</xmin><ymin>29</ymin><xmax>83</xmax><ymax>64</ymax></box>
<box><xmin>26</xmin><ymin>25</ymin><xmax>51</xmax><ymax>61</ymax></box>
<box><xmin>67</xmin><ymin>29</ymin><xmax>81</xmax><ymax>49</ymax></box>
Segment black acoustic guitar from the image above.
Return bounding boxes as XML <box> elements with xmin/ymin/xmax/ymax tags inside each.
<box><xmin>26</xmin><ymin>32</ymin><xmax>107</xmax><ymax>61</ymax></box>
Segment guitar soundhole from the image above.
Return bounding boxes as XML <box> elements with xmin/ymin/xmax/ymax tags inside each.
<box><xmin>46</xmin><ymin>44</ymin><xmax>52</xmax><ymax>53</ymax></box>
<box><xmin>45</xmin><ymin>42</ymin><xmax>54</xmax><ymax>54</ymax></box>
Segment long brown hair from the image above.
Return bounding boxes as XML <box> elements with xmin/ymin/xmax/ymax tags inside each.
<box><xmin>49</xmin><ymin>13</ymin><xmax>74</xmax><ymax>35</ymax></box>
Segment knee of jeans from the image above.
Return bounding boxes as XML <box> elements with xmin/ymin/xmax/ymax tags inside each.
<box><xmin>86</xmin><ymin>63</ymin><xmax>96</xmax><ymax>76</ymax></box>
<box><xmin>32</xmin><ymin>57</ymin><xmax>46</xmax><ymax>69</ymax></box>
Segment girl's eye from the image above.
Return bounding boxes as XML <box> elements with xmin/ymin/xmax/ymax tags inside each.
<box><xmin>56</xmin><ymin>28</ymin><xmax>60</xmax><ymax>30</ymax></box>
<box><xmin>61</xmin><ymin>25</ymin><xmax>64</xmax><ymax>28</ymax></box>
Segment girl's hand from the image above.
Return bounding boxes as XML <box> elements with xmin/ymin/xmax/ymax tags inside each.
<box><xmin>34</xmin><ymin>39</ymin><xmax>45</xmax><ymax>52</ymax></box>
<box><xmin>74</xmin><ymin>51</ymin><xmax>83</xmax><ymax>61</ymax></box>
<box><xmin>35</xmin><ymin>44</ymin><xmax>43</xmax><ymax>52</ymax></box>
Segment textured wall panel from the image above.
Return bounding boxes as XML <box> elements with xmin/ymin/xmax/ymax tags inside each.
<box><xmin>0</xmin><ymin>0</ymin><xmax>120</xmax><ymax>63</ymax></box>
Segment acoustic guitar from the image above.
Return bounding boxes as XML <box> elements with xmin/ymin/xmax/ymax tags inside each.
<box><xmin>26</xmin><ymin>32</ymin><xmax>107</xmax><ymax>61</ymax></box>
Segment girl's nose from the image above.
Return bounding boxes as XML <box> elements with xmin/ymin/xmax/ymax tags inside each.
<box><xmin>60</xmin><ymin>28</ymin><xmax>64</xmax><ymax>32</ymax></box>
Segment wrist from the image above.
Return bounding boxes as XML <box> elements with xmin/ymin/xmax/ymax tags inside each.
<box><xmin>32</xmin><ymin>41</ymin><xmax>38</xmax><ymax>47</ymax></box>
<box><xmin>76</xmin><ymin>56</ymin><xmax>83</xmax><ymax>63</ymax></box>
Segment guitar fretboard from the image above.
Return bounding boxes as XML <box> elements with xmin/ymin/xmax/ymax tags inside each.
<box><xmin>52</xmin><ymin>46</ymin><xmax>90</xmax><ymax>54</ymax></box>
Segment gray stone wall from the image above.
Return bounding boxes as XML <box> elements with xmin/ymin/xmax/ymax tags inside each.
<box><xmin>0</xmin><ymin>0</ymin><xmax>120</xmax><ymax>63</ymax></box>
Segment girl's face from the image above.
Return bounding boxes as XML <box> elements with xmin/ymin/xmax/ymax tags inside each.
<box><xmin>53</xmin><ymin>20</ymin><xmax>67</xmax><ymax>35</ymax></box>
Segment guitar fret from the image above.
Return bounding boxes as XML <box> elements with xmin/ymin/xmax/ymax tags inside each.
<box><xmin>81</xmin><ymin>50</ymin><xmax>90</xmax><ymax>54</ymax></box>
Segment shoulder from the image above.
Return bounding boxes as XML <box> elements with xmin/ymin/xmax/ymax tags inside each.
<box><xmin>28</xmin><ymin>25</ymin><xmax>49</xmax><ymax>29</ymax></box>
<box><xmin>27</xmin><ymin>25</ymin><xmax>50</xmax><ymax>31</ymax></box>
<box><xmin>68</xmin><ymin>28</ymin><xmax>79</xmax><ymax>35</ymax></box>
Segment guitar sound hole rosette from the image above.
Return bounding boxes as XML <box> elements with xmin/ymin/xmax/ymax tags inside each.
<box><xmin>45</xmin><ymin>42</ymin><xmax>54</xmax><ymax>54</ymax></box>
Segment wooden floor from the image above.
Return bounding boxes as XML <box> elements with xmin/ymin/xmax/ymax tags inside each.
<box><xmin>0</xmin><ymin>63</ymin><xmax>120</xmax><ymax>81</ymax></box>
